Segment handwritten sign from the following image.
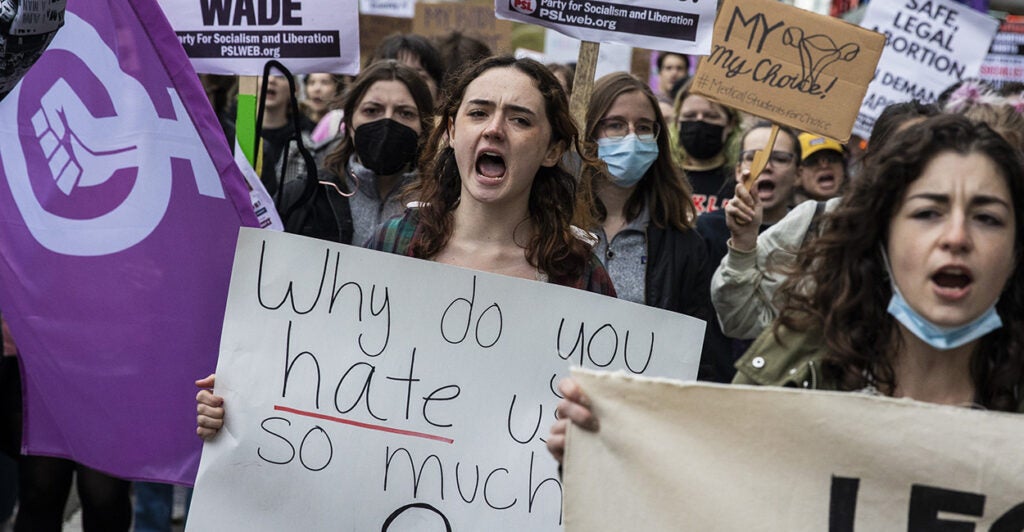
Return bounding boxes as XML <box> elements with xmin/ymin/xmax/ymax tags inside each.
<box><xmin>563</xmin><ymin>369</ymin><xmax>1024</xmax><ymax>531</ymax></box>
<box><xmin>495</xmin><ymin>0</ymin><xmax>717</xmax><ymax>56</ymax></box>
<box><xmin>690</xmin><ymin>0</ymin><xmax>884</xmax><ymax>142</ymax></box>
<box><xmin>186</xmin><ymin>228</ymin><xmax>704</xmax><ymax>531</ymax></box>
<box><xmin>854</xmin><ymin>0</ymin><xmax>999</xmax><ymax>138</ymax></box>
<box><xmin>413</xmin><ymin>3</ymin><xmax>513</xmax><ymax>55</ymax></box>
<box><xmin>157</xmin><ymin>0</ymin><xmax>359</xmax><ymax>75</ymax></box>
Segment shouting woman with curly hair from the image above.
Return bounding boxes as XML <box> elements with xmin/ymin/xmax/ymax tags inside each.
<box><xmin>547</xmin><ymin>114</ymin><xmax>1024</xmax><ymax>463</ymax></box>
<box><xmin>366</xmin><ymin>55</ymin><xmax>615</xmax><ymax>293</ymax></box>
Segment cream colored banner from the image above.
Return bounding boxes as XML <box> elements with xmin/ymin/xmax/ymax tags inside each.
<box><xmin>564</xmin><ymin>369</ymin><xmax>1024</xmax><ymax>531</ymax></box>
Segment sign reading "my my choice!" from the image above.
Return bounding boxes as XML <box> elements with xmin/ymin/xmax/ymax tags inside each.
<box><xmin>690</xmin><ymin>0</ymin><xmax>885</xmax><ymax>142</ymax></box>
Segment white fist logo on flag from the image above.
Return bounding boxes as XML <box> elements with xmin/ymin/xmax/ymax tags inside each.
<box><xmin>1</xmin><ymin>12</ymin><xmax>225</xmax><ymax>257</ymax></box>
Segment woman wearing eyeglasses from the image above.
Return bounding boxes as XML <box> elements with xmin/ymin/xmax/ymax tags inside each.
<box><xmin>695</xmin><ymin>120</ymin><xmax>802</xmax><ymax>379</ymax></box>
<box><xmin>579</xmin><ymin>72</ymin><xmax>716</xmax><ymax>376</ymax></box>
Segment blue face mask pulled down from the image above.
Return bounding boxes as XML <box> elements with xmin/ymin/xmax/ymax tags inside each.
<box><xmin>597</xmin><ymin>134</ymin><xmax>658</xmax><ymax>188</ymax></box>
<box><xmin>882</xmin><ymin>248</ymin><xmax>1003</xmax><ymax>350</ymax></box>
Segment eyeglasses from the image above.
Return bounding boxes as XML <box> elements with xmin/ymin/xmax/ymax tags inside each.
<box><xmin>740</xmin><ymin>149</ymin><xmax>796</xmax><ymax>166</ymax></box>
<box><xmin>597</xmin><ymin>118</ymin><xmax>660</xmax><ymax>142</ymax></box>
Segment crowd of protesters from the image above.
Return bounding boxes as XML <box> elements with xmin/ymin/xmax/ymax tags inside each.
<box><xmin>3</xmin><ymin>1</ymin><xmax>1024</xmax><ymax>528</ymax></box>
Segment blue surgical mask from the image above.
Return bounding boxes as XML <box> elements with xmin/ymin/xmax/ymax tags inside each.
<box><xmin>881</xmin><ymin>247</ymin><xmax>1003</xmax><ymax>350</ymax></box>
<box><xmin>597</xmin><ymin>134</ymin><xmax>658</xmax><ymax>188</ymax></box>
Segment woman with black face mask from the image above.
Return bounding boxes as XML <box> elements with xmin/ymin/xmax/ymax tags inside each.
<box><xmin>673</xmin><ymin>78</ymin><xmax>740</xmax><ymax>216</ymax></box>
<box><xmin>280</xmin><ymin>60</ymin><xmax>433</xmax><ymax>245</ymax></box>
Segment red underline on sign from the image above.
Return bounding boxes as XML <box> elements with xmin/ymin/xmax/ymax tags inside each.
<box><xmin>273</xmin><ymin>405</ymin><xmax>455</xmax><ymax>444</ymax></box>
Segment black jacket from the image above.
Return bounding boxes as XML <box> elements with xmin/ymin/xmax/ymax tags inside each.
<box><xmin>279</xmin><ymin>168</ymin><xmax>354</xmax><ymax>245</ymax></box>
<box><xmin>644</xmin><ymin>225</ymin><xmax>729</xmax><ymax>382</ymax></box>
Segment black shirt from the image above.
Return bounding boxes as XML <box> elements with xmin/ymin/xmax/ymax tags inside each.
<box><xmin>687</xmin><ymin>165</ymin><xmax>734</xmax><ymax>215</ymax></box>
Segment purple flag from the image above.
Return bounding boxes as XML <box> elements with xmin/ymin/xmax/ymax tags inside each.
<box><xmin>0</xmin><ymin>0</ymin><xmax>258</xmax><ymax>484</ymax></box>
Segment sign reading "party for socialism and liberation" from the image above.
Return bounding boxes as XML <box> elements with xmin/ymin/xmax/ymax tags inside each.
<box><xmin>158</xmin><ymin>0</ymin><xmax>359</xmax><ymax>74</ymax></box>
<box><xmin>496</xmin><ymin>0</ymin><xmax>717</xmax><ymax>55</ymax></box>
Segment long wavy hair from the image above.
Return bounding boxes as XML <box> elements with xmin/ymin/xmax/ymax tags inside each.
<box><xmin>581</xmin><ymin>72</ymin><xmax>697</xmax><ymax>231</ymax></box>
<box><xmin>776</xmin><ymin>114</ymin><xmax>1024</xmax><ymax>411</ymax></box>
<box><xmin>323</xmin><ymin>60</ymin><xmax>434</xmax><ymax>183</ymax></box>
<box><xmin>404</xmin><ymin>56</ymin><xmax>597</xmax><ymax>282</ymax></box>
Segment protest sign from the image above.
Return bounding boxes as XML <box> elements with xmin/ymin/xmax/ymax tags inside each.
<box><xmin>690</xmin><ymin>0</ymin><xmax>884</xmax><ymax>142</ymax></box>
<box><xmin>187</xmin><ymin>228</ymin><xmax>705</xmax><ymax>530</ymax></box>
<box><xmin>495</xmin><ymin>0</ymin><xmax>717</xmax><ymax>56</ymax></box>
<box><xmin>979</xmin><ymin>16</ymin><xmax>1024</xmax><ymax>91</ymax></box>
<box><xmin>0</xmin><ymin>0</ymin><xmax>258</xmax><ymax>483</ymax></box>
<box><xmin>544</xmin><ymin>29</ymin><xmax>632</xmax><ymax>79</ymax></box>
<box><xmin>413</xmin><ymin>3</ymin><xmax>513</xmax><ymax>55</ymax></box>
<box><xmin>157</xmin><ymin>0</ymin><xmax>359</xmax><ymax>75</ymax></box>
<box><xmin>359</xmin><ymin>13</ymin><xmax>413</xmax><ymax>60</ymax></box>
<box><xmin>563</xmin><ymin>369</ymin><xmax>1024</xmax><ymax>531</ymax></box>
<box><xmin>361</xmin><ymin>0</ymin><xmax>416</xmax><ymax>19</ymax></box>
<box><xmin>854</xmin><ymin>0</ymin><xmax>999</xmax><ymax>138</ymax></box>
<box><xmin>0</xmin><ymin>0</ymin><xmax>66</xmax><ymax>99</ymax></box>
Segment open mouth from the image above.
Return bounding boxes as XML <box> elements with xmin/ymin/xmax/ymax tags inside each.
<box><xmin>816</xmin><ymin>173</ymin><xmax>836</xmax><ymax>187</ymax></box>
<box><xmin>476</xmin><ymin>152</ymin><xmax>506</xmax><ymax>179</ymax></box>
<box><xmin>932</xmin><ymin>268</ymin><xmax>972</xmax><ymax>290</ymax></box>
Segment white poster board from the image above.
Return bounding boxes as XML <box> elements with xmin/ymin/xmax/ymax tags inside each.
<box><xmin>564</xmin><ymin>369</ymin><xmax>1024</xmax><ymax>531</ymax></box>
<box><xmin>360</xmin><ymin>0</ymin><xmax>416</xmax><ymax>19</ymax></box>
<box><xmin>187</xmin><ymin>228</ymin><xmax>705</xmax><ymax>531</ymax></box>
<box><xmin>495</xmin><ymin>0</ymin><xmax>717</xmax><ymax>56</ymax></box>
<box><xmin>158</xmin><ymin>0</ymin><xmax>359</xmax><ymax>75</ymax></box>
<box><xmin>543</xmin><ymin>29</ymin><xmax>632</xmax><ymax>79</ymax></box>
<box><xmin>854</xmin><ymin>0</ymin><xmax>998</xmax><ymax>138</ymax></box>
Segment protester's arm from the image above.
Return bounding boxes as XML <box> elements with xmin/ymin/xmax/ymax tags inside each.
<box><xmin>547</xmin><ymin>377</ymin><xmax>599</xmax><ymax>464</ymax></box>
<box><xmin>712</xmin><ymin>198</ymin><xmax>820</xmax><ymax>339</ymax></box>
<box><xmin>196</xmin><ymin>374</ymin><xmax>225</xmax><ymax>440</ymax></box>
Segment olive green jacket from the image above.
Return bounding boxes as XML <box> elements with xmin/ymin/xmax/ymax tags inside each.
<box><xmin>732</xmin><ymin>325</ymin><xmax>834</xmax><ymax>389</ymax></box>
<box><xmin>733</xmin><ymin>325</ymin><xmax>1024</xmax><ymax>413</ymax></box>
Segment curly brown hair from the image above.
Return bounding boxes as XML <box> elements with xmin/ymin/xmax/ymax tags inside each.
<box><xmin>402</xmin><ymin>55</ymin><xmax>597</xmax><ymax>283</ymax></box>
<box><xmin>581</xmin><ymin>72</ymin><xmax>697</xmax><ymax>231</ymax></box>
<box><xmin>775</xmin><ymin>114</ymin><xmax>1024</xmax><ymax>411</ymax></box>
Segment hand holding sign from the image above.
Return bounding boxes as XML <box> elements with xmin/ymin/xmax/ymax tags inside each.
<box><xmin>743</xmin><ymin>124</ymin><xmax>780</xmax><ymax>191</ymax></box>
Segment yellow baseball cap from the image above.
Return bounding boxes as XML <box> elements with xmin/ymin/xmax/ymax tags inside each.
<box><xmin>798</xmin><ymin>133</ymin><xmax>844</xmax><ymax>162</ymax></box>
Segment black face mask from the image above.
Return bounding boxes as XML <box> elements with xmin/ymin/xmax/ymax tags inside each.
<box><xmin>678</xmin><ymin>121</ymin><xmax>725</xmax><ymax>160</ymax></box>
<box><xmin>354</xmin><ymin>119</ymin><xmax>419</xmax><ymax>175</ymax></box>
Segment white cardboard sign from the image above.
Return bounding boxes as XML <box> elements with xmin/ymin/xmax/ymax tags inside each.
<box><xmin>187</xmin><ymin>228</ymin><xmax>705</xmax><ymax>531</ymax></box>
<box><xmin>495</xmin><ymin>0</ymin><xmax>717</xmax><ymax>56</ymax></box>
<box><xmin>157</xmin><ymin>0</ymin><xmax>359</xmax><ymax>75</ymax></box>
<box><xmin>854</xmin><ymin>0</ymin><xmax>998</xmax><ymax>138</ymax></box>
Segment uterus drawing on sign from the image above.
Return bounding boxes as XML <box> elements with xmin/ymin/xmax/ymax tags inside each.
<box><xmin>782</xmin><ymin>27</ymin><xmax>860</xmax><ymax>95</ymax></box>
